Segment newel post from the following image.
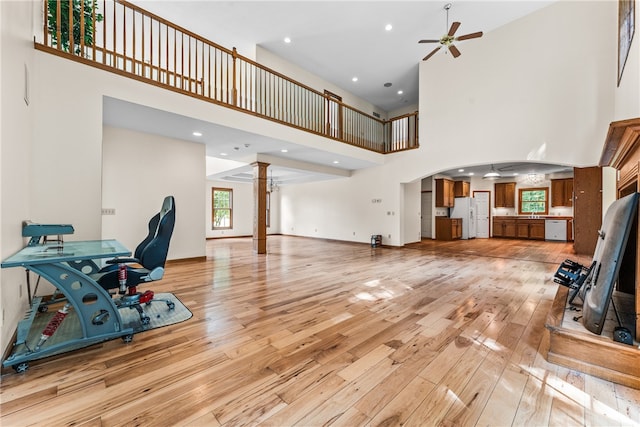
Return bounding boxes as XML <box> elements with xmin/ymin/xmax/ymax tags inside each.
<box><xmin>232</xmin><ymin>47</ymin><xmax>238</xmax><ymax>106</ymax></box>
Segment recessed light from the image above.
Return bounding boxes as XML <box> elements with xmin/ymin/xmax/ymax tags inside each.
<box><xmin>333</xmin><ymin>160</ymin><xmax>340</xmax><ymax>164</ymax></box>
<box><xmin>397</xmin><ymin>90</ymin><xmax>403</xmax><ymax>95</ymax></box>
<box><xmin>385</xmin><ymin>24</ymin><xmax>393</xmax><ymax>31</ymax></box>
<box><xmin>220</xmin><ymin>153</ymin><xmax>227</xmax><ymax>156</ymax></box>
<box><xmin>284</xmin><ymin>37</ymin><xmax>291</xmax><ymax>43</ymax></box>
<box><xmin>458</xmin><ymin>169</ymin><xmax>464</xmax><ymax>172</ymax></box>
<box><xmin>513</xmin><ymin>173</ymin><xmax>519</xmax><ymax>176</ymax></box>
<box><xmin>384</xmin><ymin>82</ymin><xmax>392</xmax><ymax>87</ymax></box>
<box><xmin>281</xmin><ymin>149</ymin><xmax>288</xmax><ymax>153</ymax></box>
<box><xmin>192</xmin><ymin>131</ymin><xmax>202</xmax><ymax>137</ymax></box>
<box><xmin>468</xmin><ymin>172</ymin><xmax>474</xmax><ymax>176</ymax></box>
<box><xmin>352</xmin><ymin>77</ymin><xmax>358</xmax><ymax>82</ymax></box>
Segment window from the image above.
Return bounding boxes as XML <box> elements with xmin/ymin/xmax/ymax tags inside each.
<box><xmin>519</xmin><ymin>187</ymin><xmax>549</xmax><ymax>215</ymax></box>
<box><xmin>212</xmin><ymin>188</ymin><xmax>233</xmax><ymax>229</ymax></box>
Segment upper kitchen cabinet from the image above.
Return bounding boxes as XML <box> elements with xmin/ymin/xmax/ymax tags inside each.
<box><xmin>551</xmin><ymin>178</ymin><xmax>574</xmax><ymax>207</ymax></box>
<box><xmin>435</xmin><ymin>178</ymin><xmax>455</xmax><ymax>207</ymax></box>
<box><xmin>454</xmin><ymin>181</ymin><xmax>470</xmax><ymax>197</ymax></box>
<box><xmin>494</xmin><ymin>182</ymin><xmax>516</xmax><ymax>208</ymax></box>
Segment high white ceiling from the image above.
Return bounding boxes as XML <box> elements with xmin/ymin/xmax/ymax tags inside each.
<box><xmin>115</xmin><ymin>1</ymin><xmax>557</xmax><ymax>183</ymax></box>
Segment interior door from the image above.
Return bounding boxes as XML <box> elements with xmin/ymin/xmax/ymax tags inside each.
<box><xmin>474</xmin><ymin>190</ymin><xmax>490</xmax><ymax>238</ymax></box>
<box><xmin>421</xmin><ymin>191</ymin><xmax>432</xmax><ymax>238</ymax></box>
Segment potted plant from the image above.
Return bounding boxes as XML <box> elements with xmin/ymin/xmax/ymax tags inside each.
<box><xmin>47</xmin><ymin>0</ymin><xmax>103</xmax><ymax>55</ymax></box>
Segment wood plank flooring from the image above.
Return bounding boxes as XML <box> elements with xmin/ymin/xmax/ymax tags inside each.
<box><xmin>1</xmin><ymin>236</ymin><xmax>639</xmax><ymax>426</ymax></box>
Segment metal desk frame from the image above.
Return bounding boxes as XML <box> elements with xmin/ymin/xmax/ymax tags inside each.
<box><xmin>1</xmin><ymin>240</ymin><xmax>135</xmax><ymax>371</ymax></box>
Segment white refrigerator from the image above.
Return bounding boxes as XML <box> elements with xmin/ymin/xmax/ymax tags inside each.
<box><xmin>451</xmin><ymin>197</ymin><xmax>477</xmax><ymax>239</ymax></box>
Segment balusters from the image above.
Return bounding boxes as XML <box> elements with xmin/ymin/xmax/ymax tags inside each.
<box><xmin>38</xmin><ymin>0</ymin><xmax>417</xmax><ymax>153</ymax></box>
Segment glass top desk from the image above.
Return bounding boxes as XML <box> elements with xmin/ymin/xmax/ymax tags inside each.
<box><xmin>2</xmin><ymin>239</ymin><xmax>130</xmax><ymax>267</ymax></box>
<box><xmin>1</xmin><ymin>240</ymin><xmax>135</xmax><ymax>372</ymax></box>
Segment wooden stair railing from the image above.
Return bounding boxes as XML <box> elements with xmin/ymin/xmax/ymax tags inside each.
<box><xmin>37</xmin><ymin>0</ymin><xmax>418</xmax><ymax>154</ymax></box>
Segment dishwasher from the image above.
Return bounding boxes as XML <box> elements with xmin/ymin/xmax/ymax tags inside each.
<box><xmin>545</xmin><ymin>219</ymin><xmax>567</xmax><ymax>241</ymax></box>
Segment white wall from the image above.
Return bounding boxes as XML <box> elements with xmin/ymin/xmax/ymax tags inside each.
<box><xmin>416</xmin><ymin>1</ymin><xmax>616</xmax><ymax>178</ymax></box>
<box><xmin>280</xmin><ymin>167</ymin><xmax>403</xmax><ymax>245</ymax></box>
<box><xmin>0</xmin><ymin>0</ymin><xmax>36</xmax><ymax>359</ymax></box>
<box><xmin>102</xmin><ymin>126</ymin><xmax>205</xmax><ymax>260</ymax></box>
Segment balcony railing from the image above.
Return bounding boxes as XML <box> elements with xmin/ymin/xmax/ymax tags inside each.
<box><xmin>36</xmin><ymin>0</ymin><xmax>418</xmax><ymax>154</ymax></box>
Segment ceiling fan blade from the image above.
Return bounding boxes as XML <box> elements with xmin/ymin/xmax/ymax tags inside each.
<box><xmin>418</xmin><ymin>39</ymin><xmax>440</xmax><ymax>43</ymax></box>
<box><xmin>449</xmin><ymin>44</ymin><xmax>461</xmax><ymax>58</ymax></box>
<box><xmin>422</xmin><ymin>47</ymin><xmax>441</xmax><ymax>61</ymax></box>
<box><xmin>456</xmin><ymin>31</ymin><xmax>483</xmax><ymax>41</ymax></box>
<box><xmin>448</xmin><ymin>21</ymin><xmax>461</xmax><ymax>37</ymax></box>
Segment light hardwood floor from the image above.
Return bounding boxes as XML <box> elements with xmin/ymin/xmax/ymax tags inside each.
<box><xmin>1</xmin><ymin>236</ymin><xmax>639</xmax><ymax>426</ymax></box>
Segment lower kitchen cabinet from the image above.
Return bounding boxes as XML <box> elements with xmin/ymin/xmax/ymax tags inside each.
<box><xmin>528</xmin><ymin>220</ymin><xmax>546</xmax><ymax>240</ymax></box>
<box><xmin>493</xmin><ymin>217</ymin><xmax>546</xmax><ymax>240</ymax></box>
<box><xmin>436</xmin><ymin>217</ymin><xmax>462</xmax><ymax>241</ymax></box>
<box><xmin>493</xmin><ymin>218</ymin><xmax>516</xmax><ymax>238</ymax></box>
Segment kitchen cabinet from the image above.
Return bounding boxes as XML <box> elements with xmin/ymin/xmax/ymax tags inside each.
<box><xmin>551</xmin><ymin>178</ymin><xmax>573</xmax><ymax>207</ymax></box>
<box><xmin>493</xmin><ymin>217</ymin><xmax>516</xmax><ymax>238</ymax></box>
<box><xmin>493</xmin><ymin>217</ymin><xmax>545</xmax><ymax>239</ymax></box>
<box><xmin>453</xmin><ymin>181</ymin><xmax>470</xmax><ymax>197</ymax></box>
<box><xmin>494</xmin><ymin>182</ymin><xmax>516</xmax><ymax>208</ymax></box>
<box><xmin>435</xmin><ymin>178</ymin><xmax>455</xmax><ymax>207</ymax></box>
<box><xmin>435</xmin><ymin>217</ymin><xmax>462</xmax><ymax>240</ymax></box>
<box><xmin>528</xmin><ymin>219</ymin><xmax>546</xmax><ymax>240</ymax></box>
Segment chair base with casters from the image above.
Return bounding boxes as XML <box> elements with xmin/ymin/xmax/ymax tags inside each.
<box><xmin>112</xmin><ymin>287</ymin><xmax>175</xmax><ymax>325</ymax></box>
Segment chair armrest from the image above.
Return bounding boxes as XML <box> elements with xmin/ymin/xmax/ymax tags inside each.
<box><xmin>105</xmin><ymin>257</ymin><xmax>140</xmax><ymax>264</ymax></box>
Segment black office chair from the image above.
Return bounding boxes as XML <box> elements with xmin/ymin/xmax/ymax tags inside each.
<box><xmin>92</xmin><ymin>195</ymin><xmax>176</xmax><ymax>325</ymax></box>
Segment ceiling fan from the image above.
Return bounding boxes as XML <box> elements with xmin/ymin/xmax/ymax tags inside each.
<box><xmin>419</xmin><ymin>3</ymin><xmax>483</xmax><ymax>61</ymax></box>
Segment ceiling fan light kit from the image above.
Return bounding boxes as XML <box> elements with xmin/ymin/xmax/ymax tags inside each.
<box><xmin>419</xmin><ymin>3</ymin><xmax>483</xmax><ymax>61</ymax></box>
<box><xmin>483</xmin><ymin>165</ymin><xmax>501</xmax><ymax>180</ymax></box>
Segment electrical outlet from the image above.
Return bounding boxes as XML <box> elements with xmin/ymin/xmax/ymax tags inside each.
<box><xmin>101</xmin><ymin>208</ymin><xmax>116</xmax><ymax>215</ymax></box>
